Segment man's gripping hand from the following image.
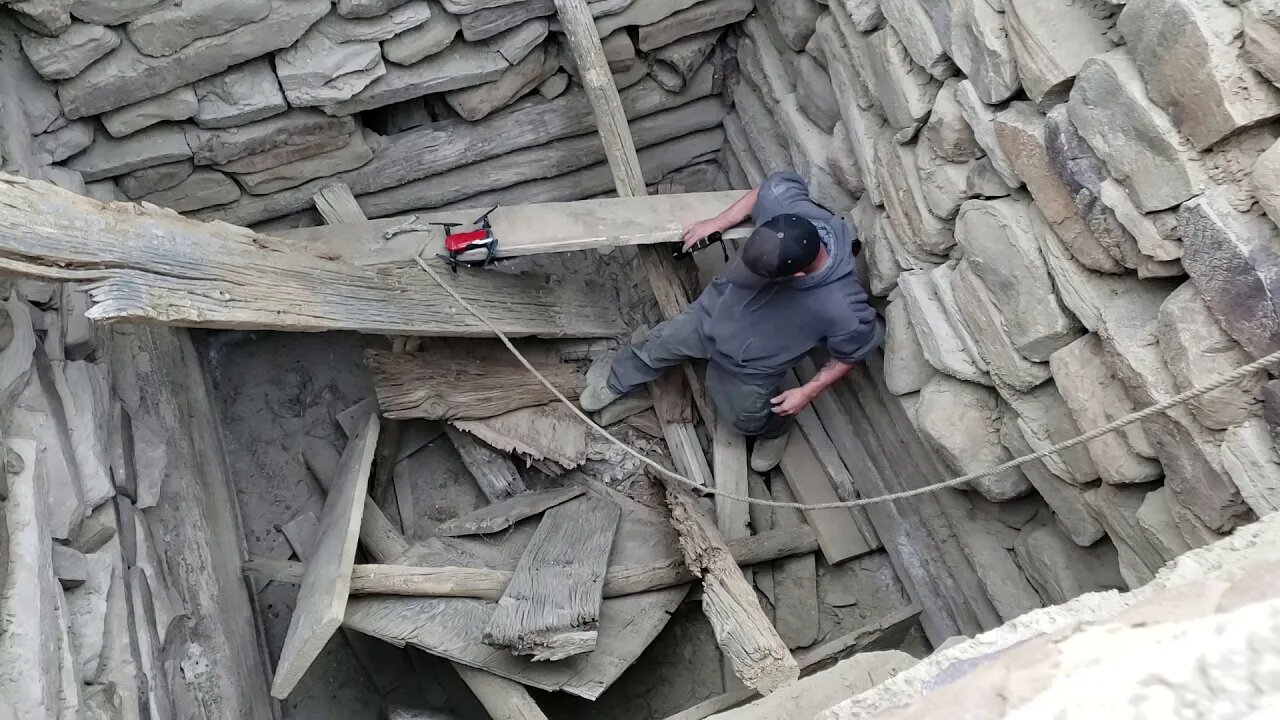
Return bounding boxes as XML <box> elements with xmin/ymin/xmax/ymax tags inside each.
<box><xmin>770</xmin><ymin>387</ymin><xmax>816</xmax><ymax>416</ymax></box>
<box><xmin>681</xmin><ymin>218</ymin><xmax>722</xmax><ymax>251</ymax></box>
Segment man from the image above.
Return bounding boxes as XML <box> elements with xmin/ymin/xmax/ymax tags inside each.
<box><xmin>581</xmin><ymin>171</ymin><xmax>884</xmax><ymax>472</ymax></box>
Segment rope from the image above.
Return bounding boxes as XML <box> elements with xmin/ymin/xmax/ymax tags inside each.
<box><xmin>415</xmin><ymin>252</ymin><xmax>1280</xmax><ymax>510</ymax></box>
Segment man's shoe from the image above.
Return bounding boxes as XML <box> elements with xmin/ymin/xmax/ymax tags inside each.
<box><xmin>750</xmin><ymin>434</ymin><xmax>790</xmax><ymax>472</ymax></box>
<box><xmin>580</xmin><ymin>381</ymin><xmax>622</xmax><ymax>412</ymax></box>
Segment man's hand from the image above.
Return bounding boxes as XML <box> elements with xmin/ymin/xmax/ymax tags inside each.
<box><xmin>770</xmin><ymin>387</ymin><xmax>816</xmax><ymax>416</ymax></box>
<box><xmin>681</xmin><ymin>218</ymin><xmax>722</xmax><ymax>251</ymax></box>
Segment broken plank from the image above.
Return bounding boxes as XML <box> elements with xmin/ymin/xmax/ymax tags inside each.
<box><xmin>483</xmin><ymin>496</ymin><xmax>622</xmax><ymax>660</ymax></box>
<box><xmin>313</xmin><ymin>183</ymin><xmax>366</xmax><ymax>226</ymax></box>
<box><xmin>663</xmin><ymin>420</ymin><xmax>714</xmax><ymax>487</ymax></box>
<box><xmin>712</xmin><ymin>416</ymin><xmax>751</xmax><ymax>550</ymax></box>
<box><xmin>777</xmin><ymin>432</ymin><xmax>874</xmax><ymax>565</ymax></box>
<box><xmin>662</xmin><ymin>478</ymin><xmax>799</xmax><ymax>695</ymax></box>
<box><xmin>444</xmin><ymin>426</ymin><xmax>528</xmax><ymax>502</ymax></box>
<box><xmin>301</xmin><ymin>436</ymin><xmax>410</xmax><ymax>564</ymax></box>
<box><xmin>453</xmin><ymin>404</ymin><xmax>588</xmax><ymax>473</ymax></box>
<box><xmin>271</xmin><ymin>413</ymin><xmax>379</xmax><ymax>699</ymax></box>
<box><xmin>747</xmin><ymin>472</ymin><xmax>775</xmax><ymax>615</ymax></box>
<box><xmin>436</xmin><ymin>486</ymin><xmax>586</xmax><ymax>536</ymax></box>
<box><xmin>768</xmin><ymin>480</ymin><xmax>819</xmax><ymax>650</ymax></box>
<box><xmin>451</xmin><ymin>664</ymin><xmax>550</xmax><ymax>720</ymax></box>
<box><xmin>0</xmin><ymin>174</ymin><xmax>626</xmax><ymax>339</ymax></box>
<box><xmin>367</xmin><ymin>347</ymin><xmax>587</xmax><ymax>421</ymax></box>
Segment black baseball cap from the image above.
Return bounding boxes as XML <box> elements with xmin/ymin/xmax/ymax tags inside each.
<box><xmin>725</xmin><ymin>213</ymin><xmax>822</xmax><ymax>288</ymax></box>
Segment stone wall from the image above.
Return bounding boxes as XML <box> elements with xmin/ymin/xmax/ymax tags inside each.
<box><xmin>726</xmin><ymin>0</ymin><xmax>1280</xmax><ymax>637</ymax></box>
<box><xmin>2</xmin><ymin>0</ymin><xmax>750</xmax><ymax>227</ymax></box>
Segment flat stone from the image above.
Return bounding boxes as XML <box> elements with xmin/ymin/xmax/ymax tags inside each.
<box><xmin>52</xmin><ymin>544</ymin><xmax>91</xmax><ymax>588</ymax></box>
<box><xmin>440</xmin><ymin>0</ymin><xmax>520</xmax><ymax>11</ymax></box>
<box><xmin>830</xmin><ymin>125</ymin><xmax>866</xmax><ymax>199</ymax></box>
<box><xmin>70</xmin><ymin>0</ymin><xmax>164</xmax><ymax>25</ymax></box>
<box><xmin>795</xmin><ymin>53</ymin><xmax>839</xmax><ymax>133</ymax></box>
<box><xmin>316</xmin><ymin>0</ymin><xmax>432</xmax><ymax>42</ymax></box>
<box><xmin>842</xmin><ymin>0</ymin><xmax>886</xmax><ymax>31</ymax></box>
<box><xmin>1097</xmin><ymin>179</ymin><xmax>1183</xmax><ymax>262</ymax></box>
<box><xmin>954</xmin><ymin>78</ymin><xmax>1020</xmax><ymax>187</ymax></box>
<box><xmin>1044</xmin><ymin>104</ymin><xmax>1144</xmax><ymax>271</ymax></box>
<box><xmin>1265</xmin><ymin>380</ymin><xmax>1280</xmax><ymax>446</ymax></box>
<box><xmin>931</xmin><ymin>262</ymin><xmax>996</xmax><ymax>385</ymax></box>
<box><xmin>922</xmin><ymin>78</ymin><xmax>980</xmax><ymax>162</ymax></box>
<box><xmin>43</xmin><ymin>166</ymin><xmax>87</xmax><ymax>195</ymax></box>
<box><xmin>83</xmin><ymin>180</ymin><xmax>125</xmax><ymax>203</ymax></box>
<box><xmin>1118</xmin><ymin>0</ymin><xmax>1280</xmax><ymax>150</ymax></box>
<box><xmin>382</xmin><ymin>0</ymin><xmax>460</xmax><ymax>64</ymax></box>
<box><xmin>235</xmin><ymin>132</ymin><xmax>374</xmax><ymax>195</ymax></box>
<box><xmin>117</xmin><ymin>160</ymin><xmax>194</xmax><ymax>199</ymax></box>
<box><xmin>1067</xmin><ymin>49</ymin><xmax>1204</xmax><ymax>213</ymax></box>
<box><xmin>1243</xmin><ymin>0</ymin><xmax>1280</xmax><ymax>87</ymax></box>
<box><xmin>966</xmin><ymin>156</ymin><xmax>1014</xmax><ymax>198</ymax></box>
<box><xmin>460</xmin><ymin>0</ymin><xmax>549</xmax><ymax>41</ymax></box>
<box><xmin>885</xmin><ymin>291</ymin><xmax>937</xmax><ymax>396</ymax></box>
<box><xmin>951</xmin><ymin>509</ymin><xmax>1043</xmax><ymax>622</ymax></box>
<box><xmin>339</xmin><ymin>0</ymin><xmax>413</xmax><ymax>18</ymax></box>
<box><xmin>99</xmin><ymin>85</ymin><xmax>197</xmax><ymax>138</ymax></box>
<box><xmin>1157</xmin><ymin>282</ymin><xmax>1263</xmax><ymax>430</ymax></box>
<box><xmin>536</xmin><ymin>70</ymin><xmax>568</xmax><ymax>100</ymax></box>
<box><xmin>864</xmin><ymin>25</ymin><xmax>941</xmax><ymax>130</ymax></box>
<box><xmin>1014</xmin><ymin>521</ymin><xmax>1124</xmax><ymax>604</ymax></box>
<box><xmin>881</xmin><ymin>0</ymin><xmax>953</xmax><ymax>79</ymax></box>
<box><xmin>775</xmin><ymin>96</ymin><xmax>856</xmax><ymax>211</ymax></box>
<box><xmin>275</xmin><ymin>31</ymin><xmax>385</xmax><ymax>107</ymax></box>
<box><xmin>445</xmin><ymin>43</ymin><xmax>553</xmax><ymax>122</ymax></box>
<box><xmin>1165</xmin><ymin>491</ymin><xmax>1225</xmax><ymax>550</ymax></box>
<box><xmin>950</xmin><ymin>260</ymin><xmax>1051</xmax><ymax>392</ymax></box>
<box><xmin>10</xmin><ymin>370</ymin><xmax>86</xmax><ymax>541</ymax></box>
<box><xmin>857</xmin><ymin>199</ymin><xmax>894</xmax><ymax>294</ymax></box>
<box><xmin>999</xmin><ymin>414</ymin><xmax>1106</xmax><ymax>546</ymax></box>
<box><xmin>11</xmin><ymin>41</ymin><xmax>62</xmax><ymax>135</ymax></box>
<box><xmin>1204</xmin><ymin>124</ymin><xmax>1280</xmax><ymax>214</ymax></box>
<box><xmin>323</xmin><ymin>37</ymin><xmax>508</xmax><ymax>115</ymax></box>
<box><xmin>65</xmin><ymin>123</ymin><xmax>191</xmax><ymax>181</ymax></box>
<box><xmin>21</xmin><ymin>21</ymin><xmax>119</xmax><ymax>80</ymax></box>
<box><xmin>1221</xmin><ymin>419</ymin><xmax>1280</xmax><ymax>517</ymax></box>
<box><xmin>1004</xmin><ymin>0</ymin><xmax>1118</xmax><ymax>107</ymax></box>
<box><xmin>192</xmin><ymin>59</ymin><xmax>287</xmax><ymax>129</ymax></box>
<box><xmin>59</xmin><ymin>0</ymin><xmax>330</xmax><ymax>119</ymax></box>
<box><xmin>915</xmin><ymin>374</ymin><xmax>1032</xmax><ymax>502</ymax></box>
<box><xmin>1049</xmin><ymin>334</ymin><xmax>1163</xmax><ymax>485</ymax></box>
<box><xmin>34</xmin><ymin>120</ymin><xmax>93</xmax><ymax>164</ymax></box>
<box><xmin>877</xmin><ymin>136</ymin><xmax>955</xmax><ymax>257</ymax></box>
<box><xmin>184</xmin><ymin>110</ymin><xmax>355</xmax><ymax>166</ymax></box>
<box><xmin>63</xmin><ymin>550</ymin><xmax>113</xmax><ymax>683</ymax></box>
<box><xmin>999</xmin><ymin>379</ymin><xmax>1100</xmax><ymax>486</ymax></box>
<box><xmin>1136</xmin><ymin>484</ymin><xmax>1194</xmax><ymax>563</ymax></box>
<box><xmin>955</xmin><ymin>197</ymin><xmax>1082</xmax><ymax>361</ymax></box>
<box><xmin>915</xmin><ymin>130</ymin><xmax>982</xmax><ymax>220</ymax></box>
<box><xmin>489</xmin><ymin>17</ymin><xmax>548</xmax><ymax>64</ymax></box>
<box><xmin>755</xmin><ymin>0</ymin><xmax>821</xmax><ymax>51</ymax></box>
<box><xmin>1083</xmin><ymin>483</ymin><xmax>1164</xmax><ymax>588</ymax></box>
<box><xmin>949</xmin><ymin>0</ymin><xmax>1020</xmax><ymax>103</ymax></box>
<box><xmin>127</xmin><ymin>0</ymin><xmax>271</xmax><ymax>57</ymax></box>
<box><xmin>820</xmin><ymin>19</ymin><xmax>887</xmax><ymax>204</ymax></box>
<box><xmin>138</xmin><ymin>167</ymin><xmax>239</xmax><ymax>212</ymax></box>
<box><xmin>898</xmin><ymin>270</ymin><xmax>990</xmax><ymax>385</ymax></box>
<box><xmin>1178</xmin><ymin>191</ymin><xmax>1280</xmax><ymax>359</ymax></box>
<box><xmin>7</xmin><ymin>0</ymin><xmax>72</xmax><ymax>35</ymax></box>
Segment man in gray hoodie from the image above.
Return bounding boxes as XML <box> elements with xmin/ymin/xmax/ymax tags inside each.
<box><xmin>581</xmin><ymin>171</ymin><xmax>884</xmax><ymax>472</ymax></box>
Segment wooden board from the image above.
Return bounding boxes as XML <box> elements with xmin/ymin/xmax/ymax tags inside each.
<box><xmin>451</xmin><ymin>664</ymin><xmax>550</xmax><ymax>720</ymax></box>
<box><xmin>712</xmin><ymin>416</ymin><xmax>751</xmax><ymax>548</ymax></box>
<box><xmin>313</xmin><ymin>183</ymin><xmax>365</xmax><ymax>225</ymax></box>
<box><xmin>453</xmin><ymin>404</ymin><xmax>588</xmax><ymax>471</ymax></box>
<box><xmin>444</xmin><ymin>426</ymin><xmax>528</xmax><ymax>502</ymax></box>
<box><xmin>0</xmin><ymin>174</ymin><xmax>625</xmax><ymax>338</ymax></box>
<box><xmin>483</xmin><ymin>496</ymin><xmax>621</xmax><ymax>660</ymax></box>
<box><xmin>366</xmin><ymin>347</ymin><xmax>587</xmax><ymax>421</ymax></box>
<box><xmin>768</xmin><ymin>481</ymin><xmax>819</xmax><ymax>650</ymax></box>
<box><xmin>777</xmin><ymin>433</ymin><xmax>875</xmax><ymax>565</ymax></box>
<box><xmin>436</xmin><ymin>486</ymin><xmax>587</xmax><ymax>536</ymax></box>
<box><xmin>301</xmin><ymin>436</ymin><xmax>410</xmax><ymax>564</ymax></box>
<box><xmin>271</xmin><ymin>413</ymin><xmax>379</xmax><ymax>699</ymax></box>
<box><xmin>663</xmin><ymin>420</ymin><xmax>714</xmax><ymax>487</ymax></box>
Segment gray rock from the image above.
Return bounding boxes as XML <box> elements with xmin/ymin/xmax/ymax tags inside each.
<box><xmin>857</xmin><ymin>199</ymin><xmax>894</xmax><ymax>294</ymax></box>
<box><xmin>915</xmin><ymin>130</ymin><xmax>981</xmax><ymax>220</ymax></box>
<box><xmin>81</xmin><ymin>180</ymin><xmax>123</xmax><ymax>203</ymax></box>
<box><xmin>338</xmin><ymin>0</ymin><xmax>412</xmax><ymax>18</ymax></box>
<box><xmin>275</xmin><ymin>31</ymin><xmax>385</xmax><ymax>107</ymax></box>
<box><xmin>1135</xmin><ymin>485</ymin><xmax>1194</xmax><ymax>563</ymax></box>
<box><xmin>1014</xmin><ymin>522</ymin><xmax>1123</xmax><ymax>604</ymax></box>
<box><xmin>950</xmin><ymin>260</ymin><xmax>1051</xmax><ymax>392</ymax></box>
<box><xmin>235</xmin><ymin>132</ymin><xmax>374</xmax><ymax>195</ymax></box>
<box><xmin>881</xmin><ymin>0</ymin><xmax>953</xmax><ymax>79</ymax></box>
<box><xmin>489</xmin><ymin>17</ymin><xmax>548</xmax><ymax>64</ymax></box>
<box><xmin>1253</xmin><ymin>136</ymin><xmax>1280</xmax><ymax>229</ymax></box>
<box><xmin>1264</xmin><ymin>380</ymin><xmax>1280</xmax><ymax>447</ymax></box>
<box><xmin>58</xmin><ymin>0</ymin><xmax>330</xmax><ymax>118</ymax></box>
<box><xmin>966</xmin><ymin>156</ymin><xmax>1014</xmax><ymax>198</ymax></box>
<box><xmin>1118</xmin><ymin>0</ymin><xmax>1280</xmax><ymax>150</ymax></box>
<box><xmin>192</xmin><ymin>59</ymin><xmax>287</xmax><ymax>129</ymax></box>
<box><xmin>999</xmin><ymin>415</ymin><xmax>1105</xmax><ymax>546</ymax></box>
<box><xmin>445</xmin><ymin>43</ymin><xmax>554</xmax><ymax>122</ymax></box>
<box><xmin>795</xmin><ymin>54</ymin><xmax>838</xmax><ymax>133</ymax></box>
<box><xmin>898</xmin><ymin>270</ymin><xmax>990</xmax><ymax>385</ymax></box>
<box><xmin>1165</xmin><ymin>489</ymin><xmax>1226</xmax><ymax>550</ymax></box>
<box><xmin>536</xmin><ymin>70</ymin><xmax>568</xmax><ymax>100</ymax></box>
<box><xmin>52</xmin><ymin>543</ymin><xmax>90</xmax><ymax>589</ymax></box>
<box><xmin>993</xmin><ymin>101</ymin><xmax>1125</xmax><ymax>273</ymax></box>
<box><xmin>884</xmin><ymin>293</ymin><xmax>937</xmax><ymax>396</ymax></box>
<box><xmin>70</xmin><ymin>0</ymin><xmax>164</xmax><ymax>25</ymax></box>
<box><xmin>117</xmin><ymin>160</ymin><xmax>194</xmax><ymax>198</ymax></box>
<box><xmin>212</xmin><ymin>131</ymin><xmax>353</xmax><ymax>175</ymax></box>
<box><xmin>63</xmin><ymin>549</ymin><xmax>114</xmax><ymax>682</ymax></box>
<box><xmin>323</xmin><ymin>37</ymin><xmax>507</xmax><ymax>115</ymax></box>
<box><xmin>1202</xmin><ymin>124</ymin><xmax>1280</xmax><ymax>215</ymax></box>
<box><xmin>1157</xmin><ymin>282</ymin><xmax>1263</xmax><ymax>430</ymax></box>
<box><xmin>184</xmin><ymin>110</ymin><xmax>355</xmax><ymax>166</ymax></box>
<box><xmin>440</xmin><ymin>0</ymin><xmax>522</xmax><ymax>11</ymax></box>
<box><xmin>999</xmin><ymin>379</ymin><xmax>1100</xmax><ymax>486</ymax></box>
<box><xmin>562</xmin><ymin>27</ymin><xmax>634</xmax><ymax>77</ymax></box>
<box><xmin>1028</xmin><ymin>206</ymin><xmax>1131</xmax><ymax>335</ymax></box>
<box><xmin>922</xmin><ymin>78</ymin><xmax>980</xmax><ymax>163</ymax></box>
<box><xmin>10</xmin><ymin>38</ymin><xmax>62</xmax><ymax>136</ymax></box>
<box><xmin>99</xmin><ymin>85</ymin><xmax>197</xmax><ymax>138</ymax></box>
<box><xmin>636</xmin><ymin>0</ymin><xmax>751</xmax><ymax>52</ymax></box>
<box><xmin>43</xmin><ymin>165</ymin><xmax>88</xmax><ymax>194</ymax></box>
<box><xmin>949</xmin><ymin>0</ymin><xmax>1020</xmax><ymax>103</ymax></box>
<box><xmin>382</xmin><ymin>0</ymin><xmax>459</xmax><ymax>64</ymax></box>
<box><xmin>460</xmin><ymin>0</ymin><xmax>548</xmax><ymax>41</ymax></box>
<box><xmin>127</xmin><ymin>0</ymin><xmax>271</xmax><ymax>57</ymax></box>
<box><xmin>7</xmin><ymin>0</ymin><xmax>71</xmax><ymax>35</ymax></box>
<box><xmin>647</xmin><ymin>29</ymin><xmax>719</xmax><ymax>93</ymax></box>
<box><xmin>1083</xmin><ymin>483</ymin><xmax>1163</xmax><ymax>589</ymax></box>
<box><xmin>864</xmin><ymin>25</ymin><xmax>941</xmax><ymax>130</ymax></box>
<box><xmin>955</xmin><ymin>197</ymin><xmax>1082</xmax><ymax>361</ymax></box>
<box><xmin>1243</xmin><ymin>0</ymin><xmax>1280</xmax><ymax>87</ymax></box>
<box><xmin>916</xmin><ymin>374</ymin><xmax>1032</xmax><ymax>502</ymax></box>
<box><xmin>820</xmin><ymin>18</ymin><xmax>887</xmax><ymax>203</ymax></box>
<box><xmin>830</xmin><ymin>125</ymin><xmax>866</xmax><ymax>199</ymax></box>
<box><xmin>316</xmin><ymin>0</ymin><xmax>432</xmax><ymax>42</ymax></box>
<box><xmin>1097</xmin><ymin>179</ymin><xmax>1183</xmax><ymax>262</ymax></box>
<box><xmin>65</xmin><ymin>123</ymin><xmax>191</xmax><ymax>181</ymax></box>
<box><xmin>950</xmin><ymin>508</ymin><xmax>1044</xmax><ymax>622</ymax></box>
<box><xmin>757</xmin><ymin>0</ymin><xmax>822</xmax><ymax>51</ymax></box>
<box><xmin>1221</xmin><ymin>419</ymin><xmax>1280</xmax><ymax>517</ymax></box>
<box><xmin>954</xmin><ymin>78</ymin><xmax>1019</xmax><ymax>187</ymax></box>
<box><xmin>1067</xmin><ymin>49</ymin><xmax>1204</xmax><ymax>214</ymax></box>
<box><xmin>33</xmin><ymin>120</ymin><xmax>93</xmax><ymax>164</ymax></box>
<box><xmin>138</xmin><ymin>168</ymin><xmax>239</xmax><ymax>212</ymax></box>
<box><xmin>842</xmin><ymin>0</ymin><xmax>886</xmax><ymax>31</ymax></box>
<box><xmin>1142</xmin><ymin>410</ymin><xmax>1253</xmax><ymax>535</ymax></box>
<box><xmin>1049</xmin><ymin>334</ymin><xmax>1163</xmax><ymax>485</ymax></box>
<box><xmin>1179</xmin><ymin>192</ymin><xmax>1280</xmax><ymax>359</ymax></box>
<box><xmin>877</xmin><ymin>136</ymin><xmax>955</xmax><ymax>257</ymax></box>
<box><xmin>931</xmin><ymin>262</ymin><xmax>994</xmax><ymax>384</ymax></box>
<box><xmin>1004</xmin><ymin>0</ymin><xmax>1118</xmax><ymax>107</ymax></box>
<box><xmin>774</xmin><ymin>96</ymin><xmax>857</xmax><ymax>211</ymax></box>
<box><xmin>21</xmin><ymin>21</ymin><xmax>118</xmax><ymax>80</ymax></box>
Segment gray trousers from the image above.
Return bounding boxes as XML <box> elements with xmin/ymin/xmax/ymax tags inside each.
<box><xmin>607</xmin><ymin>309</ymin><xmax>793</xmax><ymax>439</ymax></box>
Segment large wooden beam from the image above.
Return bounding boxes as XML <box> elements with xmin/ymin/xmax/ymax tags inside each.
<box><xmin>0</xmin><ymin>174</ymin><xmax>625</xmax><ymax>338</ymax></box>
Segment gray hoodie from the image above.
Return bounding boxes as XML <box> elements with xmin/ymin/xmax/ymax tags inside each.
<box><xmin>692</xmin><ymin>171</ymin><xmax>884</xmax><ymax>379</ymax></box>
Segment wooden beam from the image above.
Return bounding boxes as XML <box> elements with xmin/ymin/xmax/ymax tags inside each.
<box><xmin>482</xmin><ymin>496</ymin><xmax>621</xmax><ymax>660</ymax></box>
<box><xmin>711</xmin><ymin>416</ymin><xmax>750</xmax><ymax>584</ymax></box>
<box><xmin>367</xmin><ymin>347</ymin><xmax>587</xmax><ymax>421</ymax></box>
<box><xmin>768</xmin><ymin>481</ymin><xmax>819</xmax><ymax>650</ymax></box>
<box><xmin>271</xmin><ymin>413</ymin><xmax>379</xmax><ymax>699</ymax></box>
<box><xmin>313</xmin><ymin>183</ymin><xmax>365</xmax><ymax>226</ymax></box>
<box><xmin>444</xmin><ymin>426</ymin><xmax>530</xmax><ymax>501</ymax></box>
<box><xmin>452</xmin><ymin>404</ymin><xmax>588</xmax><ymax>473</ymax></box>
<box><xmin>301</xmin><ymin>437</ymin><xmax>410</xmax><ymax>564</ymax></box>
<box><xmin>777</xmin><ymin>432</ymin><xmax>875</xmax><ymax>565</ymax></box>
<box><xmin>242</xmin><ymin>523</ymin><xmax>820</xmax><ymax>599</ymax></box>
<box><xmin>451</xmin><ymin>664</ymin><xmax>550</xmax><ymax>720</ymax></box>
<box><xmin>436</xmin><ymin>486</ymin><xmax>586</xmax><ymax>537</ymax></box>
<box><xmin>0</xmin><ymin>174</ymin><xmax>625</xmax><ymax>338</ymax></box>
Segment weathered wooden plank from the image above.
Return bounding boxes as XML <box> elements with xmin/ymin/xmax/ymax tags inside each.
<box><xmin>777</xmin><ymin>433</ymin><xmax>875</xmax><ymax>565</ymax></box>
<box><xmin>663</xmin><ymin>420</ymin><xmax>715</xmax><ymax>487</ymax></box>
<box><xmin>367</xmin><ymin>347</ymin><xmax>587</xmax><ymax>421</ymax></box>
<box><xmin>453</xmin><ymin>404</ymin><xmax>588</xmax><ymax>472</ymax></box>
<box><xmin>768</xmin><ymin>481</ymin><xmax>819</xmax><ymax>650</ymax></box>
<box><xmin>451</xmin><ymin>664</ymin><xmax>550</xmax><ymax>720</ymax></box>
<box><xmin>271</xmin><ymin>413</ymin><xmax>379</xmax><ymax>699</ymax></box>
<box><xmin>0</xmin><ymin>174</ymin><xmax>625</xmax><ymax>338</ymax></box>
<box><xmin>444</xmin><ymin>426</ymin><xmax>528</xmax><ymax>502</ymax></box>
<box><xmin>313</xmin><ymin>183</ymin><xmax>365</xmax><ymax>225</ymax></box>
<box><xmin>662</xmin><ymin>479</ymin><xmax>799</xmax><ymax>695</ymax></box>
<box><xmin>712</xmin><ymin>416</ymin><xmax>750</xmax><ymax>589</ymax></box>
<box><xmin>436</xmin><ymin>486</ymin><xmax>586</xmax><ymax>536</ymax></box>
<box><xmin>483</xmin><ymin>496</ymin><xmax>621</xmax><ymax>660</ymax></box>
<box><xmin>301</xmin><ymin>436</ymin><xmax>411</xmax><ymax>563</ymax></box>
<box><xmin>747</xmin><ymin>472</ymin><xmax>775</xmax><ymax>614</ymax></box>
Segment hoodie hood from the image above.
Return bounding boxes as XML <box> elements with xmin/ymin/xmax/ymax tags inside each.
<box><xmin>785</xmin><ymin>219</ymin><xmax>853</xmax><ymax>290</ymax></box>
